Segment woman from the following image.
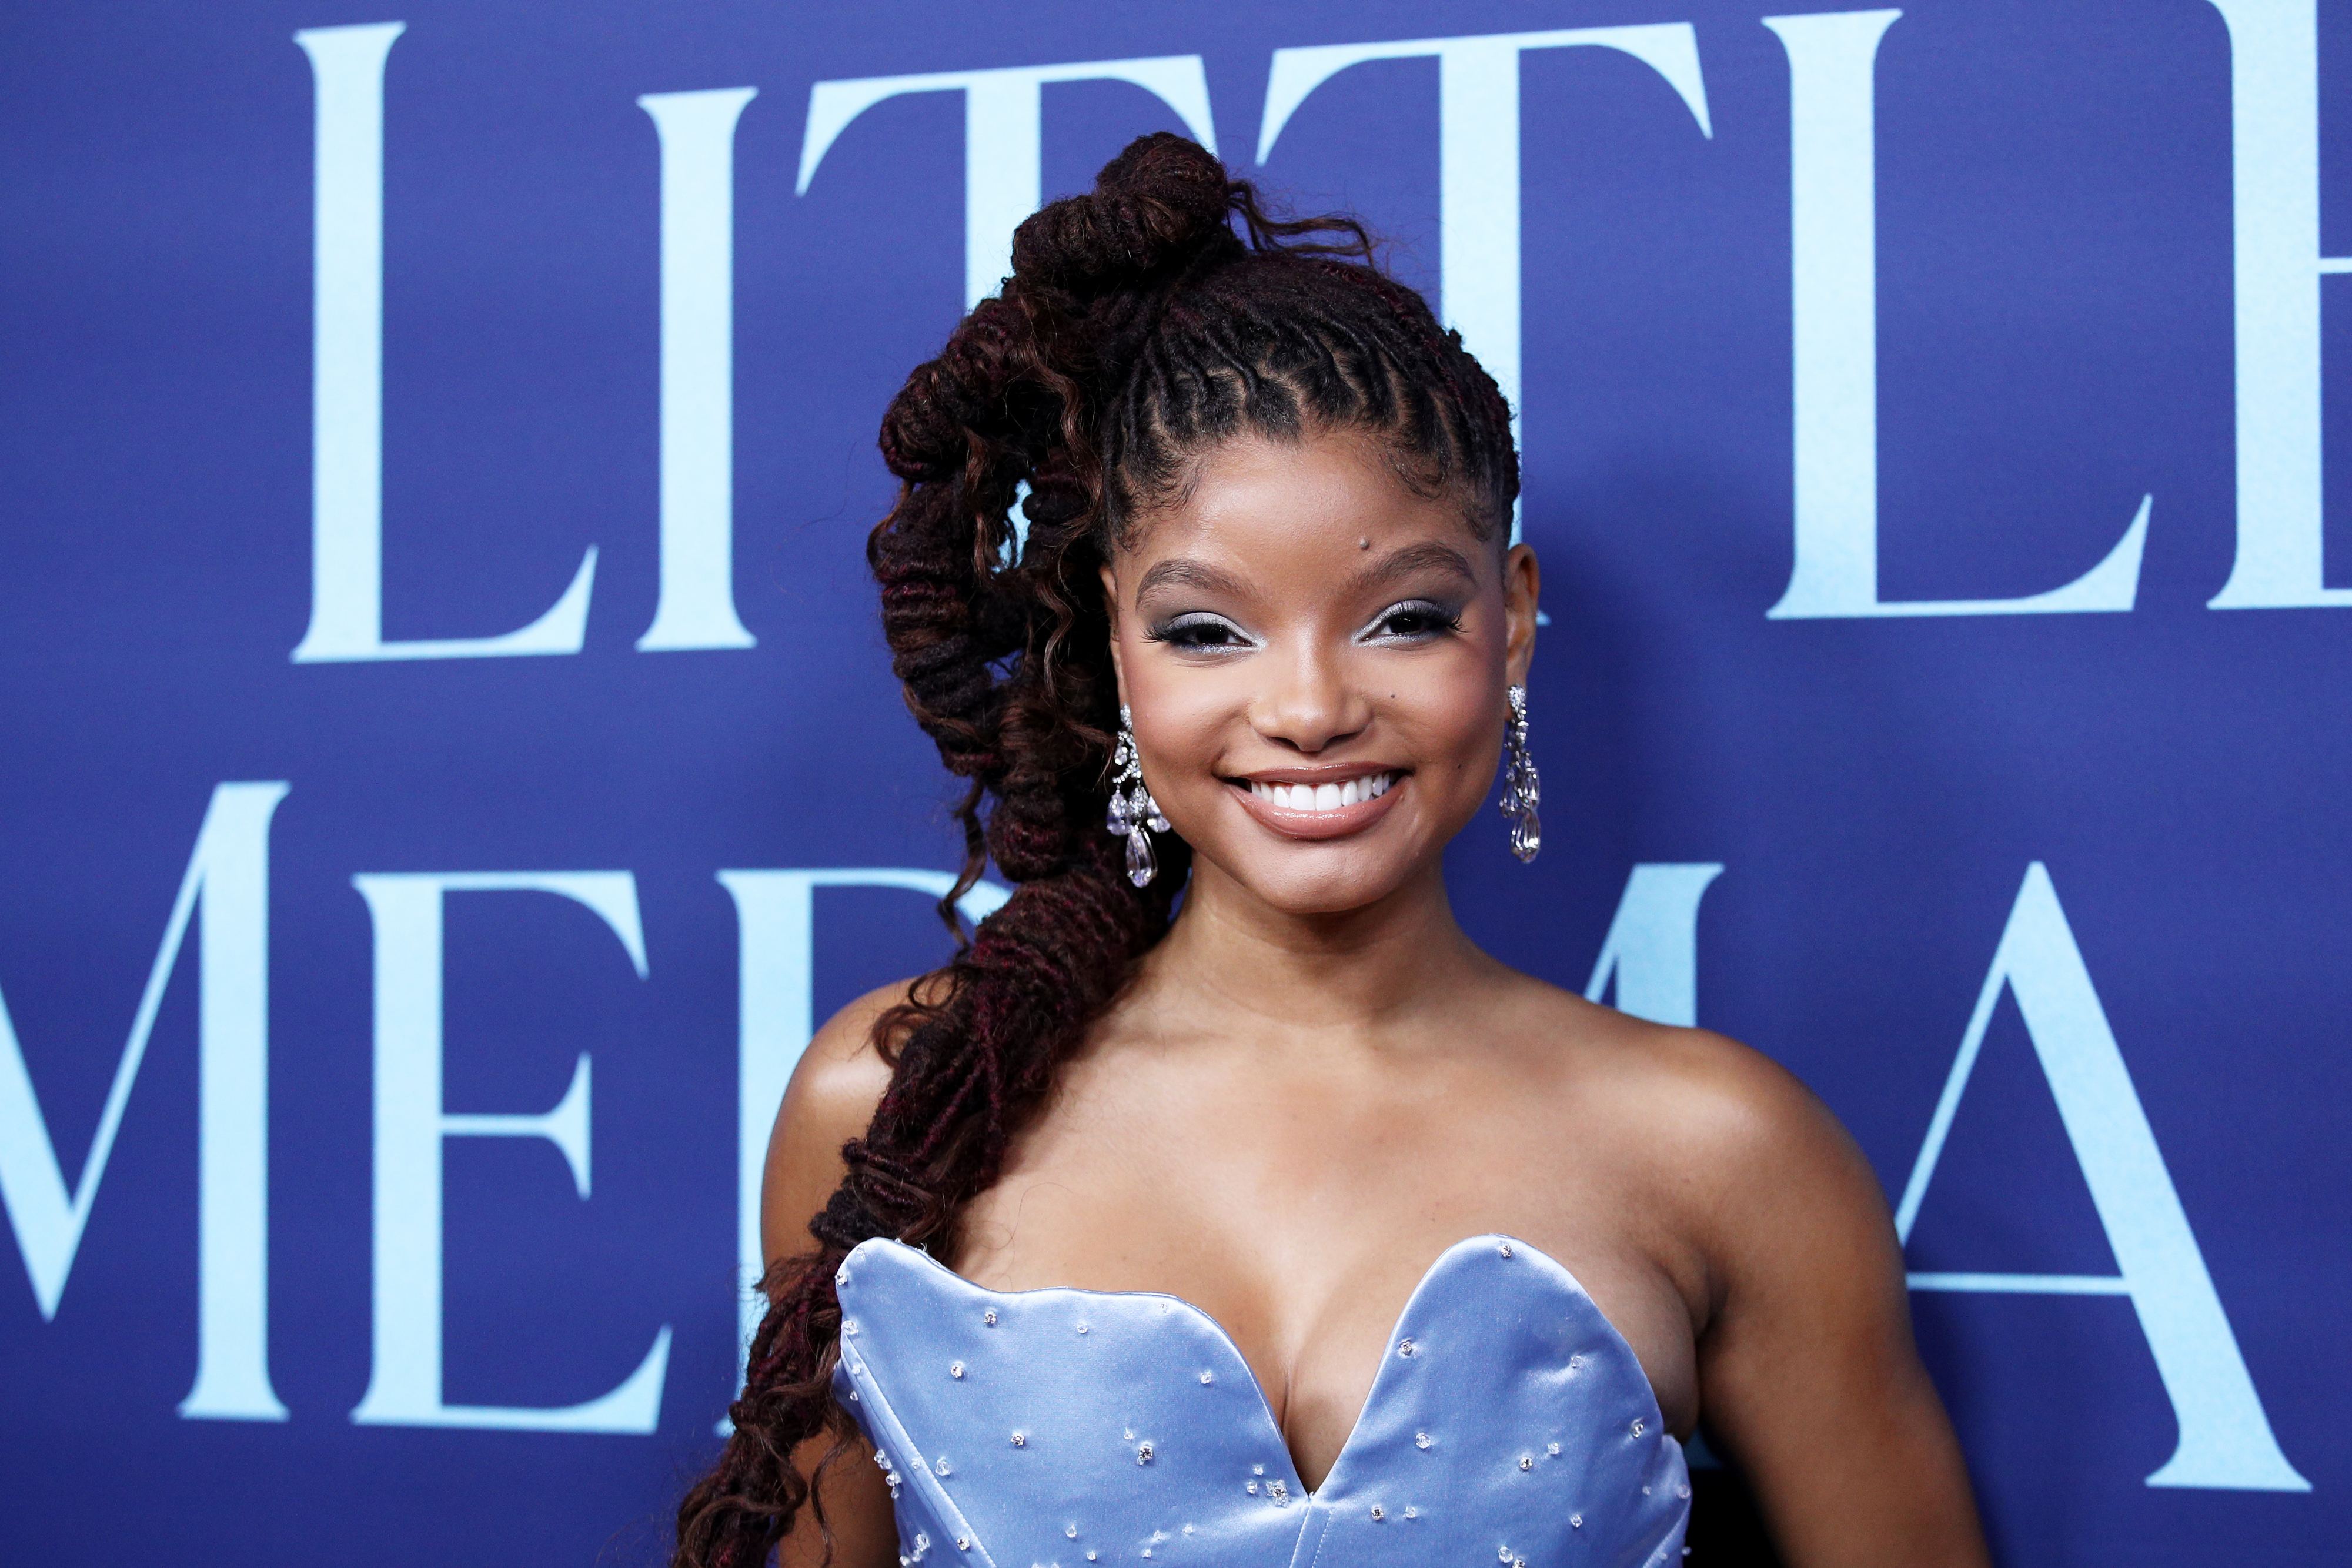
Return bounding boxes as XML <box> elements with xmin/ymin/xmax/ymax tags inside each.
<box><xmin>676</xmin><ymin>134</ymin><xmax>1988</xmax><ymax>1568</ymax></box>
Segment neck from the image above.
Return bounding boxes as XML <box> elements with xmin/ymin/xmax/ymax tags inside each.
<box><xmin>1135</xmin><ymin>855</ymin><xmax>1494</xmax><ymax>1042</ymax></box>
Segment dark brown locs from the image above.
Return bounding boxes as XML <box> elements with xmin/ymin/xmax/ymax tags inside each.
<box><xmin>671</xmin><ymin>133</ymin><xmax>1519</xmax><ymax>1568</ymax></box>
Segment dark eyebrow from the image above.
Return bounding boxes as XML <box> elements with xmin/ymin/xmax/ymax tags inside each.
<box><xmin>1134</xmin><ymin>558</ymin><xmax>1249</xmax><ymax>601</ymax></box>
<box><xmin>1347</xmin><ymin>541</ymin><xmax>1479</xmax><ymax>594</ymax></box>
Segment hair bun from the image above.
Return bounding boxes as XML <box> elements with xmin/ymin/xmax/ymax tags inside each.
<box><xmin>1010</xmin><ymin>132</ymin><xmax>1240</xmax><ymax>299</ymax></box>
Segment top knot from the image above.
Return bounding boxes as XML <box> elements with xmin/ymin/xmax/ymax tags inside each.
<box><xmin>1009</xmin><ymin>133</ymin><xmax>1243</xmax><ymax>300</ymax></box>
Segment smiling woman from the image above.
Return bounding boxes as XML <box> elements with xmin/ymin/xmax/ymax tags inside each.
<box><xmin>673</xmin><ymin>134</ymin><xmax>1990</xmax><ymax>1568</ymax></box>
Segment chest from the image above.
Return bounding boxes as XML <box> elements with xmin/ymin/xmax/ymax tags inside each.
<box><xmin>831</xmin><ymin>1236</ymin><xmax>1694</xmax><ymax>1568</ymax></box>
<box><xmin>948</xmin><ymin>1056</ymin><xmax>1703</xmax><ymax>1487</ymax></box>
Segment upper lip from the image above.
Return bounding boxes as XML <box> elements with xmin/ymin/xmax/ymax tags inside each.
<box><xmin>1226</xmin><ymin>763</ymin><xmax>1407</xmax><ymax>786</ymax></box>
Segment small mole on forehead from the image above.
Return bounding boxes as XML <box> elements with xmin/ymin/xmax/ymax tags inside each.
<box><xmin>1359</xmin><ymin>536</ymin><xmax>1371</xmax><ymax>549</ymax></box>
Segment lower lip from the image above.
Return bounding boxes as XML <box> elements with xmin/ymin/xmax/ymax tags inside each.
<box><xmin>1229</xmin><ymin>776</ymin><xmax>1406</xmax><ymax>841</ymax></box>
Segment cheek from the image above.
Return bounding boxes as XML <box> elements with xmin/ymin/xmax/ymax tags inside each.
<box><xmin>1392</xmin><ymin>647</ymin><xmax>1506</xmax><ymax>754</ymax></box>
<box><xmin>1121</xmin><ymin>657</ymin><xmax>1245</xmax><ymax>777</ymax></box>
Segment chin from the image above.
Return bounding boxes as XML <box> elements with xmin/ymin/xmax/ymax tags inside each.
<box><xmin>1213</xmin><ymin>851</ymin><xmax>1424</xmax><ymax>917</ymax></box>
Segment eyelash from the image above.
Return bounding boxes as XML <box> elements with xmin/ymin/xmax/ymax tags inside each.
<box><xmin>1146</xmin><ymin>613</ymin><xmax>1253</xmax><ymax>651</ymax></box>
<box><xmin>1365</xmin><ymin>600</ymin><xmax>1465</xmax><ymax>642</ymax></box>
<box><xmin>1143</xmin><ymin>601</ymin><xmax>1464</xmax><ymax>651</ymax></box>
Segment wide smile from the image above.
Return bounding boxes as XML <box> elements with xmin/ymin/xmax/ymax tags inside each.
<box><xmin>1229</xmin><ymin>768</ymin><xmax>1406</xmax><ymax>840</ymax></box>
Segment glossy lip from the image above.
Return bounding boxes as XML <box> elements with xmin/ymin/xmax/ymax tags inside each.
<box><xmin>1225</xmin><ymin>764</ymin><xmax>1408</xmax><ymax>842</ymax></box>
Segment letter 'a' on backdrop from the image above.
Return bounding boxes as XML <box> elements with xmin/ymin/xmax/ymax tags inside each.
<box><xmin>0</xmin><ymin>0</ymin><xmax>2340</xmax><ymax>1563</ymax></box>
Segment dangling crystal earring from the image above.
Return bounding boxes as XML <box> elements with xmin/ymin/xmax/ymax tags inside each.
<box><xmin>1106</xmin><ymin>703</ymin><xmax>1171</xmax><ymax>887</ymax></box>
<box><xmin>1499</xmin><ymin>683</ymin><xmax>1541</xmax><ymax>862</ymax></box>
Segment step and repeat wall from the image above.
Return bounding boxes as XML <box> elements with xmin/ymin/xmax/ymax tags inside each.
<box><xmin>1</xmin><ymin>0</ymin><xmax>2341</xmax><ymax>1562</ymax></box>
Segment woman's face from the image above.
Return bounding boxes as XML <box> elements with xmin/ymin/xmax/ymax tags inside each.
<box><xmin>1102</xmin><ymin>425</ymin><xmax>1538</xmax><ymax>918</ymax></box>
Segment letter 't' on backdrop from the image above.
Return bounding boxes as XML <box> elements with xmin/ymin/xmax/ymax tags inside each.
<box><xmin>0</xmin><ymin>0</ymin><xmax>2338</xmax><ymax>1562</ymax></box>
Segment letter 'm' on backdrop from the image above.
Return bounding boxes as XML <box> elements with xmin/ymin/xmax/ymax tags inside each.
<box><xmin>0</xmin><ymin>1</ymin><xmax>2337</xmax><ymax>1562</ymax></box>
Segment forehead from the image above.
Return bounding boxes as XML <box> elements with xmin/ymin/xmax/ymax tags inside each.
<box><xmin>1115</xmin><ymin>427</ymin><xmax>1489</xmax><ymax>574</ymax></box>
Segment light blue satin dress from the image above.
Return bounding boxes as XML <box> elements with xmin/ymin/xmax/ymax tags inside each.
<box><xmin>830</xmin><ymin>1235</ymin><xmax>1690</xmax><ymax>1568</ymax></box>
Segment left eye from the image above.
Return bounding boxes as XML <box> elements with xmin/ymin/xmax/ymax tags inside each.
<box><xmin>1370</xmin><ymin>603</ymin><xmax>1459</xmax><ymax>640</ymax></box>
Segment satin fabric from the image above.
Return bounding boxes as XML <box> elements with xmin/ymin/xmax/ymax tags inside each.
<box><xmin>830</xmin><ymin>1234</ymin><xmax>1689</xmax><ymax>1568</ymax></box>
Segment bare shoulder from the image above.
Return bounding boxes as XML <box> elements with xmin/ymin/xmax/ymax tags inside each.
<box><xmin>759</xmin><ymin>977</ymin><xmax>926</xmax><ymax>1266</ymax></box>
<box><xmin>1505</xmin><ymin>979</ymin><xmax>1886</xmax><ymax>1250</ymax></box>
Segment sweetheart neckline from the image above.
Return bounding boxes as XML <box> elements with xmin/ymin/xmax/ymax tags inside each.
<box><xmin>850</xmin><ymin>1232</ymin><xmax>1675</xmax><ymax>1500</ymax></box>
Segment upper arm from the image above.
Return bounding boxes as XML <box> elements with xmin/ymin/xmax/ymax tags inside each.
<box><xmin>1680</xmin><ymin>1044</ymin><xmax>1989</xmax><ymax>1568</ymax></box>
<box><xmin>756</xmin><ymin>981</ymin><xmax>920</xmax><ymax>1568</ymax></box>
<box><xmin>759</xmin><ymin>979</ymin><xmax>913</xmax><ymax>1271</ymax></box>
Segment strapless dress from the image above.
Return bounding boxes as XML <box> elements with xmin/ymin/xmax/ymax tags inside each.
<box><xmin>830</xmin><ymin>1235</ymin><xmax>1690</xmax><ymax>1568</ymax></box>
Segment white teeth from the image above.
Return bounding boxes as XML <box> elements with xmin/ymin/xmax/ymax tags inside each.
<box><xmin>1249</xmin><ymin>773</ymin><xmax>1396</xmax><ymax>813</ymax></box>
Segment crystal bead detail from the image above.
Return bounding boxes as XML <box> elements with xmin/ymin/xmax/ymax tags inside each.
<box><xmin>1498</xmin><ymin>1243</ymin><xmax>1513</xmax><ymax>1258</ymax></box>
<box><xmin>1137</xmin><ymin>1442</ymin><xmax>1154</xmax><ymax>1464</ymax></box>
<box><xmin>1415</xmin><ymin>1432</ymin><xmax>1432</xmax><ymax>1450</ymax></box>
<box><xmin>1010</xmin><ymin>1432</ymin><xmax>1026</xmax><ymax>1447</ymax></box>
<box><xmin>1370</xmin><ymin>1507</ymin><xmax>1385</xmax><ymax>1522</ymax></box>
<box><xmin>1519</xmin><ymin>1456</ymin><xmax>1534</xmax><ymax>1472</ymax></box>
<box><xmin>1107</xmin><ymin>705</ymin><xmax>1168</xmax><ymax>888</ymax></box>
<box><xmin>1396</xmin><ymin>1338</ymin><xmax>1417</xmax><ymax>1358</ymax></box>
<box><xmin>1499</xmin><ymin>683</ymin><xmax>1541</xmax><ymax>862</ymax></box>
<box><xmin>949</xmin><ymin>1362</ymin><xmax>964</xmax><ymax>1379</ymax></box>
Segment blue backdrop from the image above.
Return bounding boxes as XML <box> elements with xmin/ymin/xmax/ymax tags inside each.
<box><xmin>1</xmin><ymin>0</ymin><xmax>2342</xmax><ymax>1562</ymax></box>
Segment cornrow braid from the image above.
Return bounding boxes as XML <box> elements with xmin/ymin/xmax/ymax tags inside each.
<box><xmin>673</xmin><ymin>132</ymin><xmax>1517</xmax><ymax>1568</ymax></box>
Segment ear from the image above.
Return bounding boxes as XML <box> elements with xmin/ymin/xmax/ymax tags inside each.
<box><xmin>1099</xmin><ymin>561</ymin><xmax>1130</xmax><ymax>708</ymax></box>
<box><xmin>1502</xmin><ymin>542</ymin><xmax>1539</xmax><ymax>687</ymax></box>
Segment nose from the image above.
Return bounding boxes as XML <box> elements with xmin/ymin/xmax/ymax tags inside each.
<box><xmin>1250</xmin><ymin>639</ymin><xmax>1371</xmax><ymax>754</ymax></box>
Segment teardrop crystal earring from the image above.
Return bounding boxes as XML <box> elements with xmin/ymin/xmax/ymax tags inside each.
<box><xmin>1106</xmin><ymin>703</ymin><xmax>1170</xmax><ymax>887</ymax></box>
<box><xmin>1499</xmin><ymin>684</ymin><xmax>1541</xmax><ymax>863</ymax></box>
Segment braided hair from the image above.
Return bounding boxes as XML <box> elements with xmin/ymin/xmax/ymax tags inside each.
<box><xmin>673</xmin><ymin>132</ymin><xmax>1519</xmax><ymax>1567</ymax></box>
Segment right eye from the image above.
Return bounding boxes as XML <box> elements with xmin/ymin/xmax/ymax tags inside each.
<box><xmin>1151</xmin><ymin>613</ymin><xmax>1254</xmax><ymax>651</ymax></box>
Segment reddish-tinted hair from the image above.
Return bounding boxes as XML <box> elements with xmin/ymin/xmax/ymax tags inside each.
<box><xmin>672</xmin><ymin>133</ymin><xmax>1516</xmax><ymax>1567</ymax></box>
